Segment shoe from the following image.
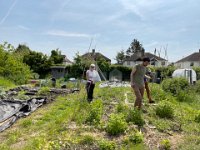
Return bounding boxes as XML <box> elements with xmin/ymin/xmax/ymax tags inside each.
<box><xmin>149</xmin><ymin>100</ymin><xmax>155</xmax><ymax>104</ymax></box>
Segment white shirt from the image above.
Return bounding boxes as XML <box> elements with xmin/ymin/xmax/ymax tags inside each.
<box><xmin>86</xmin><ymin>70</ymin><xmax>101</xmax><ymax>83</ymax></box>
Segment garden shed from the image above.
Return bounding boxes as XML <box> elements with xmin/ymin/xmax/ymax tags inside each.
<box><xmin>172</xmin><ymin>68</ymin><xmax>197</xmax><ymax>84</ymax></box>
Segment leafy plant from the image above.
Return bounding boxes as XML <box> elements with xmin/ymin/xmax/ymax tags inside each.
<box><xmin>161</xmin><ymin>77</ymin><xmax>189</xmax><ymax>95</ymax></box>
<box><xmin>85</xmin><ymin>99</ymin><xmax>103</xmax><ymax>125</ymax></box>
<box><xmin>194</xmin><ymin>111</ymin><xmax>200</xmax><ymax>123</ymax></box>
<box><xmin>126</xmin><ymin>108</ymin><xmax>145</xmax><ymax>126</ymax></box>
<box><xmin>98</xmin><ymin>139</ymin><xmax>116</xmax><ymax>150</ymax></box>
<box><xmin>128</xmin><ymin>131</ymin><xmax>143</xmax><ymax>144</ymax></box>
<box><xmin>106</xmin><ymin>113</ymin><xmax>127</xmax><ymax>136</ymax></box>
<box><xmin>159</xmin><ymin>139</ymin><xmax>171</xmax><ymax>150</ymax></box>
<box><xmin>156</xmin><ymin>101</ymin><xmax>174</xmax><ymax>119</ymax></box>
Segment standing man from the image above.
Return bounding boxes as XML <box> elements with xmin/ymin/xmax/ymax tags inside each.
<box><xmin>86</xmin><ymin>64</ymin><xmax>101</xmax><ymax>102</ymax></box>
<box><xmin>130</xmin><ymin>57</ymin><xmax>150</xmax><ymax>109</ymax></box>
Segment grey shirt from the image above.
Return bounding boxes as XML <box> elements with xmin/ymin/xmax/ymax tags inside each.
<box><xmin>131</xmin><ymin>64</ymin><xmax>147</xmax><ymax>88</ymax></box>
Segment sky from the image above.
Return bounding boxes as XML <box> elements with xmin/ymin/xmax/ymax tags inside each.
<box><xmin>0</xmin><ymin>0</ymin><xmax>200</xmax><ymax>63</ymax></box>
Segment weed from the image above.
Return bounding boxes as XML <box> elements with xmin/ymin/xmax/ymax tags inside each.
<box><xmin>98</xmin><ymin>139</ymin><xmax>116</xmax><ymax>150</ymax></box>
<box><xmin>85</xmin><ymin>99</ymin><xmax>103</xmax><ymax>125</ymax></box>
<box><xmin>106</xmin><ymin>113</ymin><xmax>127</xmax><ymax>136</ymax></box>
<box><xmin>159</xmin><ymin>139</ymin><xmax>171</xmax><ymax>150</ymax></box>
<box><xmin>126</xmin><ymin>108</ymin><xmax>145</xmax><ymax>126</ymax></box>
<box><xmin>156</xmin><ymin>101</ymin><xmax>174</xmax><ymax>119</ymax></box>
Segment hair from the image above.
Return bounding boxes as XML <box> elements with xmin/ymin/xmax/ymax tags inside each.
<box><xmin>142</xmin><ymin>57</ymin><xmax>150</xmax><ymax>62</ymax></box>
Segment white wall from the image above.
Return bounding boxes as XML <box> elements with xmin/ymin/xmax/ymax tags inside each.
<box><xmin>175</xmin><ymin>61</ymin><xmax>200</xmax><ymax>68</ymax></box>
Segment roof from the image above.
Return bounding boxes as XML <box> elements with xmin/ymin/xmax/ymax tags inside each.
<box><xmin>176</xmin><ymin>52</ymin><xmax>200</xmax><ymax>63</ymax></box>
<box><xmin>62</xmin><ymin>55</ymin><xmax>73</xmax><ymax>63</ymax></box>
<box><xmin>124</xmin><ymin>52</ymin><xmax>166</xmax><ymax>61</ymax></box>
<box><xmin>81</xmin><ymin>52</ymin><xmax>111</xmax><ymax>62</ymax></box>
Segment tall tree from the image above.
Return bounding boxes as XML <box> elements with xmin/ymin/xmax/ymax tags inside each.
<box><xmin>23</xmin><ymin>51</ymin><xmax>52</xmax><ymax>78</ymax></box>
<box><xmin>0</xmin><ymin>42</ymin><xmax>32</xmax><ymax>84</ymax></box>
<box><xmin>126</xmin><ymin>39</ymin><xmax>145</xmax><ymax>55</ymax></box>
<box><xmin>115</xmin><ymin>50</ymin><xmax>125</xmax><ymax>64</ymax></box>
<box><xmin>49</xmin><ymin>49</ymin><xmax>64</xmax><ymax>64</ymax></box>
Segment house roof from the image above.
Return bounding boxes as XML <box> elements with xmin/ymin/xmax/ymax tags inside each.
<box><xmin>62</xmin><ymin>55</ymin><xmax>73</xmax><ymax>63</ymax></box>
<box><xmin>81</xmin><ymin>51</ymin><xmax>111</xmax><ymax>62</ymax></box>
<box><xmin>176</xmin><ymin>52</ymin><xmax>200</xmax><ymax>63</ymax></box>
<box><xmin>124</xmin><ymin>52</ymin><xmax>166</xmax><ymax>61</ymax></box>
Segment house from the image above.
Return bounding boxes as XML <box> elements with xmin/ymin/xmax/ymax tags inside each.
<box><xmin>62</xmin><ymin>55</ymin><xmax>73</xmax><ymax>65</ymax></box>
<box><xmin>175</xmin><ymin>50</ymin><xmax>200</xmax><ymax>68</ymax></box>
<box><xmin>123</xmin><ymin>50</ymin><xmax>168</xmax><ymax>67</ymax></box>
<box><xmin>81</xmin><ymin>49</ymin><xmax>111</xmax><ymax>63</ymax></box>
<box><xmin>51</xmin><ymin>55</ymin><xmax>72</xmax><ymax>79</ymax></box>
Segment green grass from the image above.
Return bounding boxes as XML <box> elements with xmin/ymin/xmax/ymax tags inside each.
<box><xmin>1</xmin><ymin>83</ymin><xmax>200</xmax><ymax>149</ymax></box>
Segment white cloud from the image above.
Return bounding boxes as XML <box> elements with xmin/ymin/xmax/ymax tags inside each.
<box><xmin>18</xmin><ymin>25</ymin><xmax>30</xmax><ymax>30</ymax></box>
<box><xmin>46</xmin><ymin>30</ymin><xmax>92</xmax><ymax>38</ymax></box>
<box><xmin>118</xmin><ymin>0</ymin><xmax>165</xmax><ymax>20</ymax></box>
<box><xmin>0</xmin><ymin>0</ymin><xmax>18</xmax><ymax>25</ymax></box>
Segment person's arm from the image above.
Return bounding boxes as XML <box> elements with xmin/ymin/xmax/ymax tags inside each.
<box><xmin>86</xmin><ymin>70</ymin><xmax>89</xmax><ymax>80</ymax></box>
<box><xmin>130</xmin><ymin>66</ymin><xmax>137</xmax><ymax>86</ymax></box>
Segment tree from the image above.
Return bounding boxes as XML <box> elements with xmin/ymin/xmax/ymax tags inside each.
<box><xmin>49</xmin><ymin>49</ymin><xmax>64</xmax><ymax>64</ymax></box>
<box><xmin>126</xmin><ymin>39</ymin><xmax>145</xmax><ymax>55</ymax></box>
<box><xmin>23</xmin><ymin>51</ymin><xmax>52</xmax><ymax>78</ymax></box>
<box><xmin>115</xmin><ymin>50</ymin><xmax>125</xmax><ymax>64</ymax></box>
<box><xmin>0</xmin><ymin>42</ymin><xmax>32</xmax><ymax>84</ymax></box>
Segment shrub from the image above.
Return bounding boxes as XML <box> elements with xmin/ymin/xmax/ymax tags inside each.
<box><xmin>156</xmin><ymin>101</ymin><xmax>174</xmax><ymax>118</ymax></box>
<box><xmin>79</xmin><ymin>135</ymin><xmax>95</xmax><ymax>145</ymax></box>
<box><xmin>193</xmin><ymin>80</ymin><xmax>200</xmax><ymax>93</ymax></box>
<box><xmin>194</xmin><ymin>111</ymin><xmax>200</xmax><ymax>123</ymax></box>
<box><xmin>98</xmin><ymin>139</ymin><xmax>116</xmax><ymax>150</ymax></box>
<box><xmin>38</xmin><ymin>87</ymin><xmax>50</xmax><ymax>95</ymax></box>
<box><xmin>159</xmin><ymin>139</ymin><xmax>171</xmax><ymax>150</ymax></box>
<box><xmin>126</xmin><ymin>108</ymin><xmax>145</xmax><ymax>126</ymax></box>
<box><xmin>85</xmin><ymin>100</ymin><xmax>103</xmax><ymax>125</ymax></box>
<box><xmin>128</xmin><ymin>131</ymin><xmax>143</xmax><ymax>144</ymax></box>
<box><xmin>106</xmin><ymin>113</ymin><xmax>127</xmax><ymax>136</ymax></box>
<box><xmin>175</xmin><ymin>90</ymin><xmax>194</xmax><ymax>102</ymax></box>
<box><xmin>161</xmin><ymin>77</ymin><xmax>189</xmax><ymax>95</ymax></box>
<box><xmin>116</xmin><ymin>102</ymin><xmax>129</xmax><ymax>114</ymax></box>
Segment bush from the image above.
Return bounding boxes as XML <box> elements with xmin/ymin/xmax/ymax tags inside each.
<box><xmin>193</xmin><ymin>80</ymin><xmax>200</xmax><ymax>93</ymax></box>
<box><xmin>159</xmin><ymin>139</ymin><xmax>171</xmax><ymax>150</ymax></box>
<box><xmin>156</xmin><ymin>101</ymin><xmax>174</xmax><ymax>119</ymax></box>
<box><xmin>161</xmin><ymin>77</ymin><xmax>189</xmax><ymax>95</ymax></box>
<box><xmin>128</xmin><ymin>131</ymin><xmax>143</xmax><ymax>144</ymax></box>
<box><xmin>106</xmin><ymin>113</ymin><xmax>127</xmax><ymax>136</ymax></box>
<box><xmin>98</xmin><ymin>140</ymin><xmax>116</xmax><ymax>150</ymax></box>
<box><xmin>85</xmin><ymin>100</ymin><xmax>103</xmax><ymax>125</ymax></box>
<box><xmin>194</xmin><ymin>111</ymin><xmax>200</xmax><ymax>123</ymax></box>
<box><xmin>116</xmin><ymin>102</ymin><xmax>129</xmax><ymax>114</ymax></box>
<box><xmin>38</xmin><ymin>87</ymin><xmax>50</xmax><ymax>95</ymax></box>
<box><xmin>126</xmin><ymin>108</ymin><xmax>145</xmax><ymax>126</ymax></box>
<box><xmin>175</xmin><ymin>90</ymin><xmax>194</xmax><ymax>102</ymax></box>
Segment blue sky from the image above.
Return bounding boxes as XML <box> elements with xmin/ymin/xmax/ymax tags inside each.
<box><xmin>0</xmin><ymin>0</ymin><xmax>200</xmax><ymax>63</ymax></box>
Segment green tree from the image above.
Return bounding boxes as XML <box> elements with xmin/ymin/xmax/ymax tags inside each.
<box><xmin>0</xmin><ymin>42</ymin><xmax>32</xmax><ymax>84</ymax></box>
<box><xmin>126</xmin><ymin>39</ymin><xmax>144</xmax><ymax>55</ymax></box>
<box><xmin>115</xmin><ymin>50</ymin><xmax>125</xmax><ymax>64</ymax></box>
<box><xmin>23</xmin><ymin>51</ymin><xmax>52</xmax><ymax>78</ymax></box>
<box><xmin>49</xmin><ymin>49</ymin><xmax>64</xmax><ymax>64</ymax></box>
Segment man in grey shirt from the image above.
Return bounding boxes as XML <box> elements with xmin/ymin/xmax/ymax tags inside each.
<box><xmin>130</xmin><ymin>57</ymin><xmax>150</xmax><ymax>109</ymax></box>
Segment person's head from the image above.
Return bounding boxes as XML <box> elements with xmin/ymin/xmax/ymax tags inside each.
<box><xmin>142</xmin><ymin>57</ymin><xmax>150</xmax><ymax>66</ymax></box>
<box><xmin>90</xmin><ymin>64</ymin><xmax>95</xmax><ymax>70</ymax></box>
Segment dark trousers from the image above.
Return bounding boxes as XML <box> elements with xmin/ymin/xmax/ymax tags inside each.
<box><xmin>86</xmin><ymin>81</ymin><xmax>95</xmax><ymax>102</ymax></box>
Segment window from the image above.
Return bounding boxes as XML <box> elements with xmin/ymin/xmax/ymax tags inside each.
<box><xmin>161</xmin><ymin>61</ymin><xmax>165</xmax><ymax>66</ymax></box>
<box><xmin>190</xmin><ymin>62</ymin><xmax>194</xmax><ymax>66</ymax></box>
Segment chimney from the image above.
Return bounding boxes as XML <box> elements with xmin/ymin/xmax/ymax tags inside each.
<box><xmin>92</xmin><ymin>49</ymin><xmax>95</xmax><ymax>54</ymax></box>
